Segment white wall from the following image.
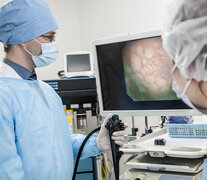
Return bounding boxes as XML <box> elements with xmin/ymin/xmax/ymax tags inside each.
<box><xmin>78</xmin><ymin>0</ymin><xmax>169</xmax><ymax>51</ymax></box>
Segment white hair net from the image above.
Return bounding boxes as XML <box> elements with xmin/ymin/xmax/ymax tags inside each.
<box><xmin>162</xmin><ymin>0</ymin><xmax>207</xmax><ymax>82</ymax></box>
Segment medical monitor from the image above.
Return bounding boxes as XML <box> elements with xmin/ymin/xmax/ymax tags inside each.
<box><xmin>93</xmin><ymin>30</ymin><xmax>200</xmax><ymax>116</ymax></box>
<box><xmin>64</xmin><ymin>51</ymin><xmax>94</xmax><ymax>78</ymax></box>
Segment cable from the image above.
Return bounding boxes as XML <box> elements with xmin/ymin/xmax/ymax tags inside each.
<box><xmin>160</xmin><ymin>116</ymin><xmax>167</xmax><ymax>127</ymax></box>
<box><xmin>72</xmin><ymin>126</ymin><xmax>101</xmax><ymax>180</ymax></box>
<box><xmin>57</xmin><ymin>70</ymin><xmax>67</xmax><ymax>79</ymax></box>
<box><xmin>106</xmin><ymin>158</ymin><xmax>113</xmax><ymax>180</ymax></box>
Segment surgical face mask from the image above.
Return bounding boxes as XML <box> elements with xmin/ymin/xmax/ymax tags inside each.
<box><xmin>171</xmin><ymin>64</ymin><xmax>196</xmax><ymax>109</ymax></box>
<box><xmin>172</xmin><ymin>79</ymin><xmax>196</xmax><ymax>109</ymax></box>
<box><xmin>24</xmin><ymin>39</ymin><xmax>59</xmax><ymax>67</ymax></box>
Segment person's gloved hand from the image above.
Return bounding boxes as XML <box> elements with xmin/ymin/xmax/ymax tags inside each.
<box><xmin>96</xmin><ymin>114</ymin><xmax>128</xmax><ymax>151</ymax></box>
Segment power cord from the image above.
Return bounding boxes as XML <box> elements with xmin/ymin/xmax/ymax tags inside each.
<box><xmin>57</xmin><ymin>70</ymin><xmax>67</xmax><ymax>79</ymax></box>
<box><xmin>72</xmin><ymin>114</ymin><xmax>124</xmax><ymax>180</ymax></box>
<box><xmin>72</xmin><ymin>126</ymin><xmax>101</xmax><ymax>180</ymax></box>
<box><xmin>160</xmin><ymin>116</ymin><xmax>167</xmax><ymax>128</ymax></box>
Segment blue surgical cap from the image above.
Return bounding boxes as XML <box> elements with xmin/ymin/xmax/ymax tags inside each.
<box><xmin>0</xmin><ymin>0</ymin><xmax>58</xmax><ymax>45</ymax></box>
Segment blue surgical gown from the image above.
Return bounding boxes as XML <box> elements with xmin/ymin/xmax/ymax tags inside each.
<box><xmin>0</xmin><ymin>77</ymin><xmax>102</xmax><ymax>180</ymax></box>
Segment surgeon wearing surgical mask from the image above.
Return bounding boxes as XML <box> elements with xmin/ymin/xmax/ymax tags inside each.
<box><xmin>162</xmin><ymin>0</ymin><xmax>207</xmax><ymax>179</ymax></box>
<box><xmin>0</xmin><ymin>0</ymin><xmax>127</xmax><ymax>179</ymax></box>
<box><xmin>24</xmin><ymin>36</ymin><xmax>59</xmax><ymax>67</ymax></box>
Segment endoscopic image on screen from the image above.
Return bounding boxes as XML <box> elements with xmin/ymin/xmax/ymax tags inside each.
<box><xmin>96</xmin><ymin>36</ymin><xmax>190</xmax><ymax>111</ymax></box>
<box><xmin>122</xmin><ymin>37</ymin><xmax>178</xmax><ymax>101</ymax></box>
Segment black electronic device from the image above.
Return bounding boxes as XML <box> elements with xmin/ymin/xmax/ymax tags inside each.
<box><xmin>44</xmin><ymin>77</ymin><xmax>97</xmax><ymax>116</ymax></box>
<box><xmin>154</xmin><ymin>138</ymin><xmax>166</xmax><ymax>146</ymax></box>
<box><xmin>105</xmin><ymin>115</ymin><xmax>125</xmax><ymax>180</ymax></box>
<box><xmin>44</xmin><ymin>77</ymin><xmax>97</xmax><ymax>105</ymax></box>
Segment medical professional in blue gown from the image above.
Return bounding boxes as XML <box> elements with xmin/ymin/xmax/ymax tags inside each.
<box><xmin>162</xmin><ymin>0</ymin><xmax>207</xmax><ymax>179</ymax></box>
<box><xmin>0</xmin><ymin>0</ymin><xmax>126</xmax><ymax>179</ymax></box>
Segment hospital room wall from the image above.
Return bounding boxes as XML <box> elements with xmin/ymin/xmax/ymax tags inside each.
<box><xmin>78</xmin><ymin>0</ymin><xmax>169</xmax><ymax>52</ymax></box>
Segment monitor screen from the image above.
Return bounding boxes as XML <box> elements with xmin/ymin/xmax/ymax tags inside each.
<box><xmin>65</xmin><ymin>51</ymin><xmax>94</xmax><ymax>78</ymax></box>
<box><xmin>93</xmin><ymin>30</ymin><xmax>200</xmax><ymax>116</ymax></box>
<box><xmin>66</xmin><ymin>54</ymin><xmax>91</xmax><ymax>72</ymax></box>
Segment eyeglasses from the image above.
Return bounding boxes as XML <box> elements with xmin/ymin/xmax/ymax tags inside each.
<box><xmin>41</xmin><ymin>34</ymin><xmax>56</xmax><ymax>42</ymax></box>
